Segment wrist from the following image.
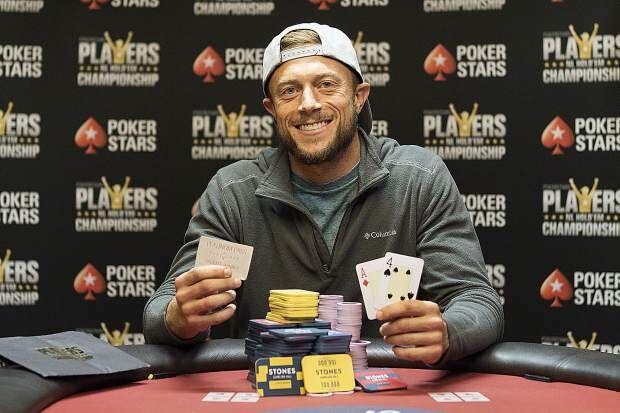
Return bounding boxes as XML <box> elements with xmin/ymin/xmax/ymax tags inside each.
<box><xmin>165</xmin><ymin>298</ymin><xmax>201</xmax><ymax>340</ymax></box>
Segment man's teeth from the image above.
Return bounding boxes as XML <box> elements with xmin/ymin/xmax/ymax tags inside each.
<box><xmin>299</xmin><ymin>120</ymin><xmax>329</xmax><ymax>131</ymax></box>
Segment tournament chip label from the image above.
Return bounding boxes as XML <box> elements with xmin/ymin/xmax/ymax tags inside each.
<box><xmin>255</xmin><ymin>356</ymin><xmax>305</xmax><ymax>397</ymax></box>
<box><xmin>301</xmin><ymin>354</ymin><xmax>355</xmax><ymax>393</ymax></box>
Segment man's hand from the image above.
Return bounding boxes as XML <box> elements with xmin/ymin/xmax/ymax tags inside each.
<box><xmin>376</xmin><ymin>300</ymin><xmax>449</xmax><ymax>364</ymax></box>
<box><xmin>165</xmin><ymin>265</ymin><xmax>241</xmax><ymax>340</ymax></box>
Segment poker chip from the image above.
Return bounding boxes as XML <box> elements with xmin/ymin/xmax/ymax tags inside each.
<box><xmin>318</xmin><ymin>295</ymin><xmax>343</xmax><ymax>329</ymax></box>
<box><xmin>306</xmin><ymin>392</ymin><xmax>333</xmax><ymax>397</ymax></box>
<box><xmin>334</xmin><ymin>390</ymin><xmax>354</xmax><ymax>395</ymax></box>
<box><xmin>335</xmin><ymin>302</ymin><xmax>362</xmax><ymax>342</ymax></box>
<box><xmin>349</xmin><ymin>340</ymin><xmax>370</xmax><ymax>370</ymax></box>
<box><xmin>267</xmin><ymin>289</ymin><xmax>319</xmax><ymax>324</ymax></box>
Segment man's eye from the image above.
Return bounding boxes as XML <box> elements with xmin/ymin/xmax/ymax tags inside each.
<box><xmin>320</xmin><ymin>81</ymin><xmax>335</xmax><ymax>88</ymax></box>
<box><xmin>282</xmin><ymin>87</ymin><xmax>296</xmax><ymax>96</ymax></box>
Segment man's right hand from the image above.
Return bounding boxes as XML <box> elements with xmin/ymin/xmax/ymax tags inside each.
<box><xmin>165</xmin><ymin>265</ymin><xmax>241</xmax><ymax>340</ymax></box>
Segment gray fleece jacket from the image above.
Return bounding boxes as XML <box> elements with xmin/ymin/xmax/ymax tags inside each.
<box><xmin>143</xmin><ymin>129</ymin><xmax>504</xmax><ymax>362</ymax></box>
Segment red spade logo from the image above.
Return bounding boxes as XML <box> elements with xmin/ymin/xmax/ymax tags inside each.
<box><xmin>80</xmin><ymin>0</ymin><xmax>109</xmax><ymax>10</ymax></box>
<box><xmin>193</xmin><ymin>47</ymin><xmax>225</xmax><ymax>83</ymax></box>
<box><xmin>309</xmin><ymin>0</ymin><xmax>337</xmax><ymax>10</ymax></box>
<box><xmin>75</xmin><ymin>117</ymin><xmax>107</xmax><ymax>154</ymax></box>
<box><xmin>74</xmin><ymin>263</ymin><xmax>106</xmax><ymax>301</ymax></box>
<box><xmin>540</xmin><ymin>268</ymin><xmax>573</xmax><ymax>308</ymax></box>
<box><xmin>541</xmin><ymin>116</ymin><xmax>574</xmax><ymax>155</ymax></box>
<box><xmin>424</xmin><ymin>44</ymin><xmax>456</xmax><ymax>81</ymax></box>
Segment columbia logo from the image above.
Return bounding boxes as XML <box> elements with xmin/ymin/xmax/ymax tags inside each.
<box><xmin>363</xmin><ymin>230</ymin><xmax>396</xmax><ymax>240</ymax></box>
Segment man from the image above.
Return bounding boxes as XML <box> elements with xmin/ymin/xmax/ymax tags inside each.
<box><xmin>144</xmin><ymin>23</ymin><xmax>503</xmax><ymax>365</ymax></box>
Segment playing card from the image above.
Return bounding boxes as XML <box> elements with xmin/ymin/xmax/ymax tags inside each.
<box><xmin>355</xmin><ymin>257</ymin><xmax>386</xmax><ymax>320</ymax></box>
<box><xmin>230</xmin><ymin>392</ymin><xmax>260</xmax><ymax>402</ymax></box>
<box><xmin>454</xmin><ymin>391</ymin><xmax>490</xmax><ymax>402</ymax></box>
<box><xmin>202</xmin><ymin>392</ymin><xmax>235</xmax><ymax>402</ymax></box>
<box><xmin>376</xmin><ymin>252</ymin><xmax>424</xmax><ymax>309</ymax></box>
<box><xmin>428</xmin><ymin>392</ymin><xmax>462</xmax><ymax>402</ymax></box>
<box><xmin>195</xmin><ymin>236</ymin><xmax>254</xmax><ymax>280</ymax></box>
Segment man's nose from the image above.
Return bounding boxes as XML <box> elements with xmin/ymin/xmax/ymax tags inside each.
<box><xmin>298</xmin><ymin>86</ymin><xmax>321</xmax><ymax>113</ymax></box>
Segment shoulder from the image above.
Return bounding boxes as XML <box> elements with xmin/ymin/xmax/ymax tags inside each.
<box><xmin>212</xmin><ymin>147</ymin><xmax>279</xmax><ymax>189</ymax></box>
<box><xmin>373</xmin><ymin>136</ymin><xmax>443</xmax><ymax>177</ymax></box>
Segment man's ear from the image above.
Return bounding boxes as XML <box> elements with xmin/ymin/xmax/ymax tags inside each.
<box><xmin>263</xmin><ymin>97</ymin><xmax>275</xmax><ymax>117</ymax></box>
<box><xmin>354</xmin><ymin>82</ymin><xmax>371</xmax><ymax>114</ymax></box>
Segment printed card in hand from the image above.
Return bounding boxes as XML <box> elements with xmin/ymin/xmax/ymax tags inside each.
<box><xmin>195</xmin><ymin>236</ymin><xmax>254</xmax><ymax>280</ymax></box>
<box><xmin>375</xmin><ymin>252</ymin><xmax>424</xmax><ymax>309</ymax></box>
<box><xmin>355</xmin><ymin>257</ymin><xmax>386</xmax><ymax>320</ymax></box>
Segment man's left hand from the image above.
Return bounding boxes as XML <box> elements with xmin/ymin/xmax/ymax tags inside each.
<box><xmin>376</xmin><ymin>300</ymin><xmax>449</xmax><ymax>364</ymax></box>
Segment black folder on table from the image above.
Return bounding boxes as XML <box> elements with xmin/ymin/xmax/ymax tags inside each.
<box><xmin>0</xmin><ymin>331</ymin><xmax>149</xmax><ymax>377</ymax></box>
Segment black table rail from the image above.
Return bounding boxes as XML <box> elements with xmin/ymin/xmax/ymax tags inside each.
<box><xmin>1</xmin><ymin>340</ymin><xmax>619</xmax><ymax>413</ymax></box>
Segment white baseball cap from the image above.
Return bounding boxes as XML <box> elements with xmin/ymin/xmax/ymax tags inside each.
<box><xmin>262</xmin><ymin>22</ymin><xmax>373</xmax><ymax>135</ymax></box>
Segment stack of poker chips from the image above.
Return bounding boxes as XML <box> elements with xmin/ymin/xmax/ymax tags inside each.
<box><xmin>335</xmin><ymin>302</ymin><xmax>363</xmax><ymax>341</ymax></box>
<box><xmin>312</xmin><ymin>330</ymin><xmax>352</xmax><ymax>355</ymax></box>
<box><xmin>349</xmin><ymin>340</ymin><xmax>370</xmax><ymax>370</ymax></box>
<box><xmin>245</xmin><ymin>319</ymin><xmax>351</xmax><ymax>384</ymax></box>
<box><xmin>266</xmin><ymin>289</ymin><xmax>319</xmax><ymax>324</ymax></box>
<box><xmin>318</xmin><ymin>295</ymin><xmax>343</xmax><ymax>328</ymax></box>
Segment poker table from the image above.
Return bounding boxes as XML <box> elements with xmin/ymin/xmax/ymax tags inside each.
<box><xmin>1</xmin><ymin>339</ymin><xmax>619</xmax><ymax>413</ymax></box>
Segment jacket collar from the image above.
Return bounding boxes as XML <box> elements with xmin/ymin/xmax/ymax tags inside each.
<box><xmin>255</xmin><ymin>128</ymin><xmax>389</xmax><ymax>205</ymax></box>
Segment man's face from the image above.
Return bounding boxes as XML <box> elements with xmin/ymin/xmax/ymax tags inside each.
<box><xmin>263</xmin><ymin>56</ymin><xmax>368</xmax><ymax>165</ymax></box>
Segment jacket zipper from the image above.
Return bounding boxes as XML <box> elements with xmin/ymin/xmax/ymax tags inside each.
<box><xmin>257</xmin><ymin>171</ymin><xmax>389</xmax><ymax>273</ymax></box>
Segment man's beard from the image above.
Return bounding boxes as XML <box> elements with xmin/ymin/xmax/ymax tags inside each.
<box><xmin>276</xmin><ymin>103</ymin><xmax>358</xmax><ymax>165</ymax></box>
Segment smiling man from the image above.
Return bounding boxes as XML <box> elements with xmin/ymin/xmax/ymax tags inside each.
<box><xmin>144</xmin><ymin>23</ymin><xmax>504</xmax><ymax>365</ymax></box>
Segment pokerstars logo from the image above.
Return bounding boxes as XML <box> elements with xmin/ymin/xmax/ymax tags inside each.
<box><xmin>0</xmin><ymin>0</ymin><xmax>44</xmax><ymax>13</ymax></box>
<box><xmin>542</xmin><ymin>22</ymin><xmax>620</xmax><ymax>84</ymax></box>
<box><xmin>424</xmin><ymin>43</ymin><xmax>507</xmax><ymax>81</ymax></box>
<box><xmin>308</xmin><ymin>0</ymin><xmax>389</xmax><ymax>10</ymax></box>
<box><xmin>74</xmin><ymin>262</ymin><xmax>156</xmax><ymax>300</ymax></box>
<box><xmin>541</xmin><ymin>116</ymin><xmax>574</xmax><ymax>154</ymax></box>
<box><xmin>193</xmin><ymin>0</ymin><xmax>275</xmax><ymax>15</ymax></box>
<box><xmin>0</xmin><ymin>249</ymin><xmax>40</xmax><ymax>306</ymax></box>
<box><xmin>191</xmin><ymin>105</ymin><xmax>273</xmax><ymax>160</ymax></box>
<box><xmin>486</xmin><ymin>264</ymin><xmax>505</xmax><ymax>305</ymax></box>
<box><xmin>370</xmin><ymin>119</ymin><xmax>388</xmax><ymax>136</ymax></box>
<box><xmin>193</xmin><ymin>45</ymin><xmax>262</xmax><ymax>83</ymax></box>
<box><xmin>542</xmin><ymin>331</ymin><xmax>620</xmax><ymax>355</ymax></box>
<box><xmin>461</xmin><ymin>194</ymin><xmax>506</xmax><ymax>227</ymax></box>
<box><xmin>541</xmin><ymin>268</ymin><xmax>620</xmax><ymax>308</ymax></box>
<box><xmin>542</xmin><ymin>177</ymin><xmax>620</xmax><ymax>237</ymax></box>
<box><xmin>423</xmin><ymin>0</ymin><xmax>505</xmax><ymax>12</ymax></box>
<box><xmin>77</xmin><ymin>31</ymin><xmax>160</xmax><ymax>87</ymax></box>
<box><xmin>0</xmin><ymin>101</ymin><xmax>41</xmax><ymax>159</ymax></box>
<box><xmin>540</xmin><ymin>268</ymin><xmax>573</xmax><ymax>307</ymax></box>
<box><xmin>0</xmin><ymin>191</ymin><xmax>39</xmax><ymax>225</ymax></box>
<box><xmin>422</xmin><ymin>103</ymin><xmax>507</xmax><ymax>160</ymax></box>
<box><xmin>542</xmin><ymin>115</ymin><xmax>620</xmax><ymax>154</ymax></box>
<box><xmin>0</xmin><ymin>44</ymin><xmax>43</xmax><ymax>78</ymax></box>
<box><xmin>75</xmin><ymin>116</ymin><xmax>157</xmax><ymax>154</ymax></box>
<box><xmin>352</xmin><ymin>31</ymin><xmax>390</xmax><ymax>87</ymax></box>
<box><xmin>99</xmin><ymin>322</ymin><xmax>145</xmax><ymax>346</ymax></box>
<box><xmin>74</xmin><ymin>176</ymin><xmax>158</xmax><ymax>232</ymax></box>
<box><xmin>80</xmin><ymin>0</ymin><xmax>159</xmax><ymax>9</ymax></box>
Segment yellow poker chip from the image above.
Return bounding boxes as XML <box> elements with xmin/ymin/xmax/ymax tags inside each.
<box><xmin>265</xmin><ymin>313</ymin><xmax>304</xmax><ymax>324</ymax></box>
<box><xmin>255</xmin><ymin>356</ymin><xmax>306</xmax><ymax>397</ymax></box>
